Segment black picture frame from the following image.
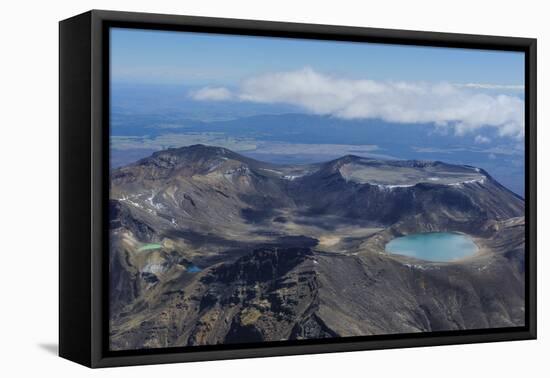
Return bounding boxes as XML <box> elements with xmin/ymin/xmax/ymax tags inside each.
<box><xmin>59</xmin><ymin>9</ymin><xmax>537</xmax><ymax>368</ymax></box>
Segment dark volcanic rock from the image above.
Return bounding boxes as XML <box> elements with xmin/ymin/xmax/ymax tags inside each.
<box><xmin>110</xmin><ymin>200</ymin><xmax>156</xmax><ymax>241</ymax></box>
<box><xmin>108</xmin><ymin>145</ymin><xmax>526</xmax><ymax>350</ymax></box>
<box><xmin>290</xmin><ymin>314</ymin><xmax>338</xmax><ymax>339</ymax></box>
<box><xmin>205</xmin><ymin>247</ymin><xmax>313</xmax><ymax>285</ymax></box>
<box><xmin>290</xmin><ymin>157</ymin><xmax>523</xmax><ymax>230</ymax></box>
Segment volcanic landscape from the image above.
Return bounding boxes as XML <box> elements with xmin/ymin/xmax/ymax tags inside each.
<box><xmin>109</xmin><ymin>144</ymin><xmax>525</xmax><ymax>350</ymax></box>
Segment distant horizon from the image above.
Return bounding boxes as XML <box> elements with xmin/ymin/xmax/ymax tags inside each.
<box><xmin>119</xmin><ymin>142</ymin><xmax>503</xmax><ymax>166</ymax></box>
<box><xmin>110</xmin><ymin>27</ymin><xmax>526</xmax><ymax>196</ymax></box>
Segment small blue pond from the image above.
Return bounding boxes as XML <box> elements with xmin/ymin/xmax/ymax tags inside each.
<box><xmin>385</xmin><ymin>232</ymin><xmax>478</xmax><ymax>262</ymax></box>
<box><xmin>187</xmin><ymin>265</ymin><xmax>202</xmax><ymax>273</ymax></box>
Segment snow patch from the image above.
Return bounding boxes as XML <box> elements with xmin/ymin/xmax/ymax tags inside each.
<box><xmin>448</xmin><ymin>177</ymin><xmax>486</xmax><ymax>186</ymax></box>
<box><xmin>145</xmin><ymin>191</ymin><xmax>164</xmax><ymax>210</ymax></box>
<box><xmin>224</xmin><ymin>166</ymin><xmax>250</xmax><ymax>176</ymax></box>
<box><xmin>260</xmin><ymin>168</ymin><xmax>282</xmax><ymax>174</ymax></box>
<box><xmin>283</xmin><ymin>175</ymin><xmax>302</xmax><ymax>181</ymax></box>
<box><xmin>374</xmin><ymin>183</ymin><xmax>415</xmax><ymax>190</ymax></box>
<box><xmin>119</xmin><ymin>195</ymin><xmax>143</xmax><ymax>209</ymax></box>
<box><xmin>142</xmin><ymin>263</ymin><xmax>165</xmax><ymax>274</ymax></box>
<box><xmin>404</xmin><ymin>263</ymin><xmax>427</xmax><ymax>270</ymax></box>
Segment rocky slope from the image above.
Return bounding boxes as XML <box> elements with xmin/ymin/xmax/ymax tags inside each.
<box><xmin>109</xmin><ymin>145</ymin><xmax>525</xmax><ymax>350</ymax></box>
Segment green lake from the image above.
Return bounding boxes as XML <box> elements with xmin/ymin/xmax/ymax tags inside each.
<box><xmin>137</xmin><ymin>243</ymin><xmax>163</xmax><ymax>252</ymax></box>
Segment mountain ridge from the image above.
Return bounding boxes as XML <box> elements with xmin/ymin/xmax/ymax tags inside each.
<box><xmin>115</xmin><ymin>144</ymin><xmax>510</xmax><ymax>190</ymax></box>
<box><xmin>108</xmin><ymin>144</ymin><xmax>526</xmax><ymax>350</ymax></box>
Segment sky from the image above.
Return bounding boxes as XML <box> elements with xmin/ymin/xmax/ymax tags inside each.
<box><xmin>111</xmin><ymin>28</ymin><xmax>525</xmax><ymax>86</ymax></box>
<box><xmin>111</xmin><ymin>27</ymin><xmax>525</xmax><ymax>138</ymax></box>
<box><xmin>109</xmin><ymin>27</ymin><xmax>526</xmax><ymax>195</ymax></box>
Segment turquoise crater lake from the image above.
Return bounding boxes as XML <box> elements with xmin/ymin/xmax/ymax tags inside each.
<box><xmin>385</xmin><ymin>232</ymin><xmax>478</xmax><ymax>262</ymax></box>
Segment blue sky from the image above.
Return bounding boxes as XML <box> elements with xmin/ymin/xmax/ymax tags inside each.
<box><xmin>111</xmin><ymin>27</ymin><xmax>525</xmax><ymax>87</ymax></box>
<box><xmin>109</xmin><ymin>27</ymin><xmax>526</xmax><ymax>195</ymax></box>
<box><xmin>110</xmin><ymin>27</ymin><xmax>526</xmax><ymax>139</ymax></box>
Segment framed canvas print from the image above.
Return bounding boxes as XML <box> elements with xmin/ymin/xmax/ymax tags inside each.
<box><xmin>59</xmin><ymin>10</ymin><xmax>536</xmax><ymax>368</ymax></box>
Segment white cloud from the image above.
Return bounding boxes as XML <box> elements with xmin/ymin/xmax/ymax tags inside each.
<box><xmin>189</xmin><ymin>86</ymin><xmax>234</xmax><ymax>101</ymax></box>
<box><xmin>455</xmin><ymin>83</ymin><xmax>524</xmax><ymax>91</ymax></box>
<box><xmin>191</xmin><ymin>67</ymin><xmax>525</xmax><ymax>138</ymax></box>
<box><xmin>474</xmin><ymin>135</ymin><xmax>491</xmax><ymax>144</ymax></box>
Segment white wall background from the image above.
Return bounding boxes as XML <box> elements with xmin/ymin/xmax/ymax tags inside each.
<box><xmin>0</xmin><ymin>0</ymin><xmax>546</xmax><ymax>376</ymax></box>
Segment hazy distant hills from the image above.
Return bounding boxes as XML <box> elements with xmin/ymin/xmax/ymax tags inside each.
<box><xmin>112</xmin><ymin>112</ymin><xmax>500</xmax><ymax>149</ymax></box>
<box><xmin>109</xmin><ymin>145</ymin><xmax>525</xmax><ymax>350</ymax></box>
<box><xmin>110</xmin><ymin>112</ymin><xmax>525</xmax><ymax>196</ymax></box>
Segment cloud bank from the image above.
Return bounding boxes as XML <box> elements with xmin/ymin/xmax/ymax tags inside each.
<box><xmin>190</xmin><ymin>86</ymin><xmax>234</xmax><ymax>101</ymax></box>
<box><xmin>474</xmin><ymin>135</ymin><xmax>491</xmax><ymax>144</ymax></box>
<box><xmin>455</xmin><ymin>83</ymin><xmax>524</xmax><ymax>91</ymax></box>
<box><xmin>190</xmin><ymin>67</ymin><xmax>525</xmax><ymax>138</ymax></box>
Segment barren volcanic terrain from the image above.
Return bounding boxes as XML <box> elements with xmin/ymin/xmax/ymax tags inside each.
<box><xmin>109</xmin><ymin>145</ymin><xmax>525</xmax><ymax>350</ymax></box>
